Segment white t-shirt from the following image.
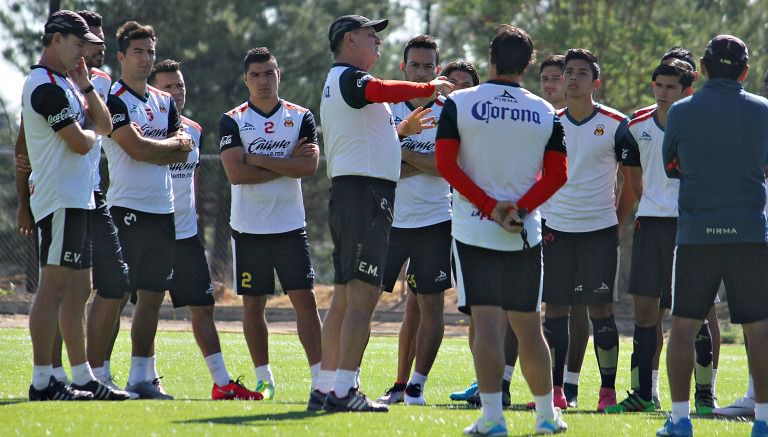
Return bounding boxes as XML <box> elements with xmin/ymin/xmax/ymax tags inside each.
<box><xmin>170</xmin><ymin>116</ymin><xmax>202</xmax><ymax>239</ymax></box>
<box><xmin>88</xmin><ymin>67</ymin><xmax>112</xmax><ymax>192</ymax></box>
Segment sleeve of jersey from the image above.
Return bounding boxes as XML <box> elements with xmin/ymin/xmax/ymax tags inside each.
<box><xmin>299</xmin><ymin>111</ymin><xmax>319</xmax><ymax>144</ymax></box>
<box><xmin>620</xmin><ymin>128</ymin><xmax>642</xmax><ymax>167</ymax></box>
<box><xmin>517</xmin><ymin>118</ymin><xmax>568</xmax><ymax>212</ymax></box>
<box><xmin>30</xmin><ymin>84</ymin><xmax>76</xmax><ymax>132</ymax></box>
<box><xmin>339</xmin><ymin>67</ymin><xmax>434</xmax><ymax>108</ymax></box>
<box><xmin>218</xmin><ymin>114</ymin><xmax>244</xmax><ymax>153</ymax></box>
<box><xmin>613</xmin><ymin>117</ymin><xmax>630</xmax><ymax>162</ymax></box>
<box><xmin>661</xmin><ymin>109</ymin><xmax>681</xmax><ymax>179</ymax></box>
<box><xmin>106</xmin><ymin>94</ymin><xmax>131</xmax><ymax>133</ymax></box>
<box><xmin>167</xmin><ymin>99</ymin><xmax>182</xmax><ymax>135</ymax></box>
<box><xmin>435</xmin><ymin>99</ymin><xmax>497</xmax><ymax>216</ymax></box>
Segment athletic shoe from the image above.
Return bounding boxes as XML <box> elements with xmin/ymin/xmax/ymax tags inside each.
<box><xmin>451</xmin><ymin>381</ymin><xmax>479</xmax><ymax>401</ymax></box>
<box><xmin>713</xmin><ymin>395</ymin><xmax>755</xmax><ymax>417</ymax></box>
<box><xmin>468</xmin><ymin>380</ymin><xmax>511</xmax><ymax>407</ymax></box>
<box><xmin>535</xmin><ymin>409</ymin><xmax>568</xmax><ymax>435</ymax></box>
<box><xmin>597</xmin><ymin>387</ymin><xmax>617</xmax><ymax>412</ymax></box>
<box><xmin>656</xmin><ymin>415</ymin><xmax>693</xmax><ymax>437</ymax></box>
<box><xmin>377</xmin><ymin>383</ymin><xmax>405</xmax><ymax>404</ymax></box>
<box><xmin>752</xmin><ymin>419</ymin><xmax>768</xmax><ymax>437</ymax></box>
<box><xmin>307</xmin><ymin>389</ymin><xmax>326</xmax><ymax>411</ymax></box>
<box><xmin>212</xmin><ymin>378</ymin><xmax>263</xmax><ymax>400</ymax></box>
<box><xmin>526</xmin><ymin>386</ymin><xmax>567</xmax><ymax>410</ymax></box>
<box><xmin>404</xmin><ymin>383</ymin><xmax>426</xmax><ymax>405</ymax></box>
<box><xmin>463</xmin><ymin>417</ymin><xmax>507</xmax><ymax>436</ymax></box>
<box><xmin>103</xmin><ymin>377</ymin><xmax>139</xmax><ymax>400</ymax></box>
<box><xmin>694</xmin><ymin>388</ymin><xmax>717</xmax><ymax>415</ymax></box>
<box><xmin>604</xmin><ymin>391</ymin><xmax>655</xmax><ymax>413</ymax></box>
<box><xmin>255</xmin><ymin>380</ymin><xmax>275</xmax><ymax>400</ymax></box>
<box><xmin>29</xmin><ymin>376</ymin><xmax>93</xmax><ymax>401</ymax></box>
<box><xmin>563</xmin><ymin>382</ymin><xmax>579</xmax><ymax>408</ymax></box>
<box><xmin>653</xmin><ymin>394</ymin><xmax>662</xmax><ymax>410</ymax></box>
<box><xmin>125</xmin><ymin>378</ymin><xmax>174</xmax><ymax>400</ymax></box>
<box><xmin>70</xmin><ymin>379</ymin><xmax>131</xmax><ymax>400</ymax></box>
<box><xmin>323</xmin><ymin>388</ymin><xmax>388</xmax><ymax>412</ymax></box>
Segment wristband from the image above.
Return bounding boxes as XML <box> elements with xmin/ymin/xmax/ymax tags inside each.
<box><xmin>81</xmin><ymin>84</ymin><xmax>94</xmax><ymax>94</ymax></box>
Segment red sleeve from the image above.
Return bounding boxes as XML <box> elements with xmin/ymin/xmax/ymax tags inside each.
<box><xmin>364</xmin><ymin>78</ymin><xmax>434</xmax><ymax>104</ymax></box>
<box><xmin>435</xmin><ymin>138</ymin><xmax>497</xmax><ymax>216</ymax></box>
<box><xmin>517</xmin><ymin>150</ymin><xmax>568</xmax><ymax>211</ymax></box>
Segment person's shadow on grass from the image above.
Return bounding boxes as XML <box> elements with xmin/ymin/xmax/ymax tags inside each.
<box><xmin>176</xmin><ymin>409</ymin><xmax>322</xmax><ymax>426</ymax></box>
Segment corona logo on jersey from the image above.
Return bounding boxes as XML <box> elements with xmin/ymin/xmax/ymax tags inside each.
<box><xmin>594</xmin><ymin>124</ymin><xmax>605</xmax><ymax>136</ymax></box>
<box><xmin>470</xmin><ymin>100</ymin><xmax>541</xmax><ymax>125</ymax></box>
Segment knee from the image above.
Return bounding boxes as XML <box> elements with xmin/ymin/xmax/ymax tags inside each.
<box><xmin>588</xmin><ymin>303</ymin><xmax>613</xmax><ymax>320</ymax></box>
<box><xmin>190</xmin><ymin>305</ymin><xmax>215</xmax><ymax>322</ymax></box>
<box><xmin>545</xmin><ymin>304</ymin><xmax>571</xmax><ymax>319</ymax></box>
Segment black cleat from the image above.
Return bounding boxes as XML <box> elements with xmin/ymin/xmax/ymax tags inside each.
<box><xmin>29</xmin><ymin>376</ymin><xmax>94</xmax><ymax>401</ymax></box>
<box><xmin>70</xmin><ymin>379</ymin><xmax>131</xmax><ymax>400</ymax></box>
<box><xmin>323</xmin><ymin>388</ymin><xmax>388</xmax><ymax>412</ymax></box>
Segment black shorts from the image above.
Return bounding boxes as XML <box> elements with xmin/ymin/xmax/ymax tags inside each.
<box><xmin>329</xmin><ymin>176</ymin><xmax>396</xmax><ymax>287</ymax></box>
<box><xmin>91</xmin><ymin>191</ymin><xmax>129</xmax><ymax>299</ymax></box>
<box><xmin>628</xmin><ymin>217</ymin><xmax>677</xmax><ymax>308</ymax></box>
<box><xmin>453</xmin><ymin>239</ymin><xmax>542</xmax><ymax>314</ymax></box>
<box><xmin>672</xmin><ymin>243</ymin><xmax>768</xmax><ymax>324</ymax></box>
<box><xmin>231</xmin><ymin>227</ymin><xmax>314</xmax><ymax>295</ymax></box>
<box><xmin>542</xmin><ymin>224</ymin><xmax>618</xmax><ymax>306</ymax></box>
<box><xmin>381</xmin><ymin>221</ymin><xmax>453</xmax><ymax>295</ymax></box>
<box><xmin>168</xmin><ymin>235</ymin><xmax>215</xmax><ymax>308</ymax></box>
<box><xmin>111</xmin><ymin>206</ymin><xmax>175</xmax><ymax>294</ymax></box>
<box><xmin>36</xmin><ymin>208</ymin><xmax>92</xmax><ymax>270</ymax></box>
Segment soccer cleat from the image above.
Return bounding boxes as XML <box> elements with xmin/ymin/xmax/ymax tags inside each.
<box><xmin>604</xmin><ymin>391</ymin><xmax>655</xmax><ymax>413</ymax></box>
<box><xmin>752</xmin><ymin>419</ymin><xmax>768</xmax><ymax>437</ymax></box>
<box><xmin>70</xmin><ymin>379</ymin><xmax>131</xmax><ymax>400</ymax></box>
<box><xmin>653</xmin><ymin>394</ymin><xmax>663</xmax><ymax>410</ymax></box>
<box><xmin>526</xmin><ymin>386</ymin><xmax>567</xmax><ymax>410</ymax></box>
<box><xmin>212</xmin><ymin>377</ymin><xmax>263</xmax><ymax>400</ymax></box>
<box><xmin>451</xmin><ymin>381</ymin><xmax>479</xmax><ymax>401</ymax></box>
<box><xmin>307</xmin><ymin>389</ymin><xmax>327</xmax><ymax>411</ymax></box>
<box><xmin>376</xmin><ymin>383</ymin><xmax>405</xmax><ymax>404</ymax></box>
<box><xmin>404</xmin><ymin>383</ymin><xmax>426</xmax><ymax>406</ymax></box>
<box><xmin>126</xmin><ymin>378</ymin><xmax>174</xmax><ymax>400</ymax></box>
<box><xmin>463</xmin><ymin>417</ymin><xmax>508</xmax><ymax>436</ymax></box>
<box><xmin>29</xmin><ymin>376</ymin><xmax>94</xmax><ymax>401</ymax></box>
<box><xmin>656</xmin><ymin>415</ymin><xmax>693</xmax><ymax>437</ymax></box>
<box><xmin>469</xmin><ymin>380</ymin><xmax>511</xmax><ymax>407</ymax></box>
<box><xmin>255</xmin><ymin>380</ymin><xmax>275</xmax><ymax>400</ymax></box>
<box><xmin>713</xmin><ymin>395</ymin><xmax>755</xmax><ymax>417</ymax></box>
<box><xmin>103</xmin><ymin>377</ymin><xmax>139</xmax><ymax>400</ymax></box>
<box><xmin>323</xmin><ymin>388</ymin><xmax>388</xmax><ymax>412</ymax></box>
<box><xmin>597</xmin><ymin>387</ymin><xmax>617</xmax><ymax>412</ymax></box>
<box><xmin>563</xmin><ymin>382</ymin><xmax>579</xmax><ymax>408</ymax></box>
<box><xmin>694</xmin><ymin>388</ymin><xmax>717</xmax><ymax>415</ymax></box>
<box><xmin>535</xmin><ymin>408</ymin><xmax>568</xmax><ymax>435</ymax></box>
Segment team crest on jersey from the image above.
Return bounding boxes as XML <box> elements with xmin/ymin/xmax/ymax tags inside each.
<box><xmin>144</xmin><ymin>107</ymin><xmax>154</xmax><ymax>122</ymax></box>
<box><xmin>284</xmin><ymin>117</ymin><xmax>294</xmax><ymax>128</ymax></box>
<box><xmin>159</xmin><ymin>105</ymin><xmax>167</xmax><ymax>113</ymax></box>
<box><xmin>594</xmin><ymin>124</ymin><xmax>605</xmax><ymax>136</ymax></box>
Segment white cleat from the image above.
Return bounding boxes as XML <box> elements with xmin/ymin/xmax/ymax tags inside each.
<box><xmin>463</xmin><ymin>417</ymin><xmax>508</xmax><ymax>436</ymax></box>
<box><xmin>713</xmin><ymin>395</ymin><xmax>755</xmax><ymax>417</ymax></box>
<box><xmin>103</xmin><ymin>378</ymin><xmax>139</xmax><ymax>400</ymax></box>
<box><xmin>535</xmin><ymin>409</ymin><xmax>568</xmax><ymax>435</ymax></box>
<box><xmin>404</xmin><ymin>383</ymin><xmax>426</xmax><ymax>406</ymax></box>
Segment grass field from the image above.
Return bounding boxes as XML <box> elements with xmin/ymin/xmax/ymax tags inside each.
<box><xmin>0</xmin><ymin>327</ymin><xmax>755</xmax><ymax>436</ymax></box>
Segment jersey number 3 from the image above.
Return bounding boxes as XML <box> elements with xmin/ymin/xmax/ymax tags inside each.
<box><xmin>264</xmin><ymin>122</ymin><xmax>275</xmax><ymax>134</ymax></box>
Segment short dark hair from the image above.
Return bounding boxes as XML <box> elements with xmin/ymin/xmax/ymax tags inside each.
<box><xmin>443</xmin><ymin>60</ymin><xmax>480</xmax><ymax>86</ymax></box>
<box><xmin>661</xmin><ymin>46</ymin><xmax>697</xmax><ymax>71</ymax></box>
<box><xmin>243</xmin><ymin>47</ymin><xmax>277</xmax><ymax>74</ymax></box>
<box><xmin>149</xmin><ymin>59</ymin><xmax>181</xmax><ymax>85</ymax></box>
<box><xmin>116</xmin><ymin>21</ymin><xmax>155</xmax><ymax>54</ymax></box>
<box><xmin>42</xmin><ymin>33</ymin><xmax>54</xmax><ymax>47</ymax></box>
<box><xmin>489</xmin><ymin>26</ymin><xmax>535</xmax><ymax>75</ymax></box>
<box><xmin>75</xmin><ymin>10</ymin><xmax>102</xmax><ymax>28</ymax></box>
<box><xmin>702</xmin><ymin>56</ymin><xmax>744</xmax><ymax>81</ymax></box>
<box><xmin>403</xmin><ymin>34</ymin><xmax>439</xmax><ymax>65</ymax></box>
<box><xmin>652</xmin><ymin>58</ymin><xmax>695</xmax><ymax>89</ymax></box>
<box><xmin>564</xmin><ymin>48</ymin><xmax>600</xmax><ymax>80</ymax></box>
<box><xmin>539</xmin><ymin>54</ymin><xmax>565</xmax><ymax>75</ymax></box>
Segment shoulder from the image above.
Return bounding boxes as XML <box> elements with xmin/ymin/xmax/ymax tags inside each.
<box><xmin>627</xmin><ymin>110</ymin><xmax>654</xmax><ymax>129</ymax></box>
<box><xmin>181</xmin><ymin>115</ymin><xmax>202</xmax><ymax>133</ymax></box>
<box><xmin>281</xmin><ymin>100</ymin><xmax>310</xmax><ymax>114</ymax></box>
<box><xmin>90</xmin><ymin>67</ymin><xmax>111</xmax><ymax>82</ymax></box>
<box><xmin>596</xmin><ymin>104</ymin><xmax>627</xmax><ymax>124</ymax></box>
<box><xmin>225</xmin><ymin>102</ymin><xmax>250</xmax><ymax>118</ymax></box>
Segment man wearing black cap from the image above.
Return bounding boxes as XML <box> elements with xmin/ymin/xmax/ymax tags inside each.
<box><xmin>658</xmin><ymin>34</ymin><xmax>768</xmax><ymax>437</ymax></box>
<box><xmin>22</xmin><ymin>10</ymin><xmax>128</xmax><ymax>401</ymax></box>
<box><xmin>313</xmin><ymin>14</ymin><xmax>453</xmax><ymax>412</ymax></box>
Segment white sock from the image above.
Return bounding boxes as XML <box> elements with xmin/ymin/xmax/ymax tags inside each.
<box><xmin>503</xmin><ymin>365</ymin><xmax>514</xmax><ymax>382</ymax></box>
<box><xmin>480</xmin><ymin>392</ymin><xmax>504</xmax><ymax>422</ymax></box>
<box><xmin>563</xmin><ymin>371</ymin><xmax>580</xmax><ymax>386</ymax></box>
<box><xmin>317</xmin><ymin>369</ymin><xmax>334</xmax><ymax>394</ymax></box>
<box><xmin>534</xmin><ymin>392</ymin><xmax>556</xmax><ymax>421</ymax></box>
<box><xmin>103</xmin><ymin>360</ymin><xmax>111</xmax><ymax>380</ymax></box>
<box><xmin>355</xmin><ymin>367</ymin><xmax>361</xmax><ymax>389</ymax></box>
<box><xmin>310</xmin><ymin>362</ymin><xmax>321</xmax><ymax>389</ymax></box>
<box><xmin>52</xmin><ymin>366</ymin><xmax>68</xmax><ymax>384</ymax></box>
<box><xmin>128</xmin><ymin>356</ymin><xmax>149</xmax><ymax>385</ymax></box>
<box><xmin>408</xmin><ymin>371</ymin><xmax>428</xmax><ymax>388</ymax></box>
<box><xmin>205</xmin><ymin>353</ymin><xmax>231</xmax><ymax>387</ymax></box>
<box><xmin>652</xmin><ymin>370</ymin><xmax>661</xmax><ymax>397</ymax></box>
<box><xmin>747</xmin><ymin>374</ymin><xmax>756</xmax><ymax>399</ymax></box>
<box><xmin>333</xmin><ymin>369</ymin><xmax>356</xmax><ymax>397</ymax></box>
<box><xmin>255</xmin><ymin>364</ymin><xmax>274</xmax><ymax>385</ymax></box>
<box><xmin>711</xmin><ymin>368</ymin><xmax>718</xmax><ymax>396</ymax></box>
<box><xmin>146</xmin><ymin>355</ymin><xmax>159</xmax><ymax>381</ymax></box>
<box><xmin>756</xmin><ymin>403</ymin><xmax>768</xmax><ymax>422</ymax></box>
<box><xmin>671</xmin><ymin>401</ymin><xmax>690</xmax><ymax>423</ymax></box>
<box><xmin>92</xmin><ymin>367</ymin><xmax>105</xmax><ymax>381</ymax></box>
<box><xmin>70</xmin><ymin>362</ymin><xmax>96</xmax><ymax>386</ymax></box>
<box><xmin>32</xmin><ymin>365</ymin><xmax>53</xmax><ymax>390</ymax></box>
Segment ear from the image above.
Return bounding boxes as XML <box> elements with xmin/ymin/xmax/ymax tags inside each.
<box><xmin>243</xmin><ymin>73</ymin><xmax>248</xmax><ymax>86</ymax></box>
<box><xmin>277</xmin><ymin>68</ymin><xmax>282</xmax><ymax>80</ymax></box>
<box><xmin>436</xmin><ymin>65</ymin><xmax>441</xmax><ymax>74</ymax></box>
<box><xmin>116</xmin><ymin>51</ymin><xmax>125</xmax><ymax>64</ymax></box>
<box><xmin>738</xmin><ymin>64</ymin><xmax>749</xmax><ymax>82</ymax></box>
<box><xmin>399</xmin><ymin>61</ymin><xmax>405</xmax><ymax>72</ymax></box>
<box><xmin>684</xmin><ymin>87</ymin><xmax>693</xmax><ymax>96</ymax></box>
<box><xmin>594</xmin><ymin>78</ymin><xmax>602</xmax><ymax>90</ymax></box>
<box><xmin>693</xmin><ymin>71</ymin><xmax>700</xmax><ymax>82</ymax></box>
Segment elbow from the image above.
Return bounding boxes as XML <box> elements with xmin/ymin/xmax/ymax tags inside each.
<box><xmin>555</xmin><ymin>172</ymin><xmax>568</xmax><ymax>189</ymax></box>
<box><xmin>71</xmin><ymin>140</ymin><xmax>92</xmax><ymax>155</ymax></box>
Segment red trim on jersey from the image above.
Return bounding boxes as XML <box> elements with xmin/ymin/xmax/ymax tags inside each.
<box><xmin>147</xmin><ymin>85</ymin><xmax>171</xmax><ymax>96</ymax></box>
<box><xmin>632</xmin><ymin>104</ymin><xmax>656</xmax><ymax>118</ymax></box>
<box><xmin>90</xmin><ymin>68</ymin><xmax>111</xmax><ymax>81</ymax></box>
<box><xmin>598</xmin><ymin>106</ymin><xmax>626</xmax><ymax>122</ymax></box>
<box><xmin>517</xmin><ymin>150</ymin><xmax>568</xmax><ymax>212</ymax></box>
<box><xmin>46</xmin><ymin>71</ymin><xmax>56</xmax><ymax>84</ymax></box>
<box><xmin>227</xmin><ymin>102</ymin><xmax>249</xmax><ymax>116</ymax></box>
<box><xmin>114</xmin><ymin>86</ymin><xmax>127</xmax><ymax>96</ymax></box>
<box><xmin>282</xmin><ymin>101</ymin><xmax>308</xmax><ymax>112</ymax></box>
<box><xmin>556</xmin><ymin>108</ymin><xmax>566</xmax><ymax>118</ymax></box>
<box><xmin>181</xmin><ymin>115</ymin><xmax>202</xmax><ymax>133</ymax></box>
<box><xmin>364</xmin><ymin>79</ymin><xmax>434</xmax><ymax>103</ymax></box>
<box><xmin>628</xmin><ymin>109</ymin><xmax>655</xmax><ymax>128</ymax></box>
<box><xmin>435</xmin><ymin>138</ymin><xmax>497</xmax><ymax>216</ymax></box>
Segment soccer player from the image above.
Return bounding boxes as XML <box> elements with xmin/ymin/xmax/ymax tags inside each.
<box><xmin>376</xmin><ymin>35</ymin><xmax>452</xmax><ymax>406</ymax></box>
<box><xmin>444</xmin><ymin>60</ymin><xmax>480</xmax><ymax>91</ymax></box>
<box><xmin>657</xmin><ymin>34</ymin><xmax>768</xmax><ymax>437</ymax></box>
<box><xmin>219</xmin><ymin>47</ymin><xmax>322</xmax><ymax>401</ymax></box>
<box><xmin>437</xmin><ymin>26</ymin><xmax>568</xmax><ymax>435</ymax></box>
<box><xmin>150</xmin><ymin>60</ymin><xmax>262</xmax><ymax>400</ymax></box>
<box><xmin>23</xmin><ymin>10</ymin><xmax>128</xmax><ymax>401</ymax></box>
<box><xmin>539</xmin><ymin>55</ymin><xmax>566</xmax><ymax>110</ymax></box>
<box><xmin>102</xmin><ymin>20</ymin><xmax>194</xmax><ymax>399</ymax></box>
<box><xmin>315</xmin><ymin>14</ymin><xmax>452</xmax><ymax>412</ymax></box>
<box><xmin>605</xmin><ymin>59</ymin><xmax>695</xmax><ymax>414</ymax></box>
<box><xmin>539</xmin><ymin>48</ymin><xmax>629</xmax><ymax>412</ymax></box>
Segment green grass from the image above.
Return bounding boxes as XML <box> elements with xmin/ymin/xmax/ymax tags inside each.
<box><xmin>0</xmin><ymin>328</ymin><xmax>755</xmax><ymax>436</ymax></box>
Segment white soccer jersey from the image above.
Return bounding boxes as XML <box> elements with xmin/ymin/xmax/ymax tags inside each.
<box><xmin>320</xmin><ymin>64</ymin><xmax>401</xmax><ymax>182</ymax></box>
<box><xmin>219</xmin><ymin>100</ymin><xmax>316</xmax><ymax>234</ymax></box>
<box><xmin>170</xmin><ymin>116</ymin><xmax>202</xmax><ymax>239</ymax></box>
<box><xmin>88</xmin><ymin>67</ymin><xmax>112</xmax><ymax>192</ymax></box>
<box><xmin>22</xmin><ymin>65</ymin><xmax>95</xmax><ymax>221</ymax></box>
<box><xmin>438</xmin><ymin>81</ymin><xmax>564</xmax><ymax>251</ymax></box>
<box><xmin>102</xmin><ymin>80</ymin><xmax>181</xmax><ymax>214</ymax></box>
<box><xmin>622</xmin><ymin>109</ymin><xmax>679</xmax><ymax>217</ymax></box>
<box><xmin>390</xmin><ymin>99</ymin><xmax>451</xmax><ymax>228</ymax></box>
<box><xmin>544</xmin><ymin>104</ymin><xmax>628</xmax><ymax>232</ymax></box>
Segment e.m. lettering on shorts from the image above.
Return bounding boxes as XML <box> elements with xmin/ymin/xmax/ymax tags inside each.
<box><xmin>628</xmin><ymin>217</ymin><xmax>677</xmax><ymax>308</ymax></box>
<box><xmin>381</xmin><ymin>220</ymin><xmax>453</xmax><ymax>295</ymax></box>
<box><xmin>328</xmin><ymin>176</ymin><xmax>396</xmax><ymax>287</ymax></box>
<box><xmin>91</xmin><ymin>191</ymin><xmax>129</xmax><ymax>299</ymax></box>
<box><xmin>231</xmin><ymin>227</ymin><xmax>314</xmax><ymax>295</ymax></box>
<box><xmin>168</xmin><ymin>234</ymin><xmax>214</xmax><ymax>308</ymax></box>
<box><xmin>36</xmin><ymin>207</ymin><xmax>92</xmax><ymax>269</ymax></box>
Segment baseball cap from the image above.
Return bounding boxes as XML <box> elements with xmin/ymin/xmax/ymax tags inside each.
<box><xmin>44</xmin><ymin>10</ymin><xmax>104</xmax><ymax>44</ymax></box>
<box><xmin>328</xmin><ymin>15</ymin><xmax>388</xmax><ymax>51</ymax></box>
<box><xmin>703</xmin><ymin>34</ymin><xmax>748</xmax><ymax>67</ymax></box>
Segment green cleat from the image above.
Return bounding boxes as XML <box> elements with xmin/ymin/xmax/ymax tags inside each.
<box><xmin>255</xmin><ymin>380</ymin><xmax>275</xmax><ymax>400</ymax></box>
<box><xmin>695</xmin><ymin>388</ymin><xmax>717</xmax><ymax>415</ymax></box>
<box><xmin>604</xmin><ymin>391</ymin><xmax>655</xmax><ymax>414</ymax></box>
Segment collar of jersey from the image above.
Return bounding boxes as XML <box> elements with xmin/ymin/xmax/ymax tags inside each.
<box><xmin>248</xmin><ymin>99</ymin><xmax>282</xmax><ymax>118</ymax></box>
<box><xmin>117</xmin><ymin>79</ymin><xmax>149</xmax><ymax>102</ymax></box>
<box><xmin>333</xmin><ymin>62</ymin><xmax>365</xmax><ymax>71</ymax></box>
<box><xmin>405</xmin><ymin>99</ymin><xmax>435</xmax><ymax>111</ymax></box>
<box><xmin>564</xmin><ymin>104</ymin><xmax>600</xmax><ymax>126</ymax></box>
<box><xmin>486</xmin><ymin>79</ymin><xmax>521</xmax><ymax>87</ymax></box>
<box><xmin>651</xmin><ymin>109</ymin><xmax>665</xmax><ymax>132</ymax></box>
<box><xmin>30</xmin><ymin>64</ymin><xmax>68</xmax><ymax>80</ymax></box>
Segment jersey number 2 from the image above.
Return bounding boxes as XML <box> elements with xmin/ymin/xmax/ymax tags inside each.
<box><xmin>264</xmin><ymin>122</ymin><xmax>275</xmax><ymax>134</ymax></box>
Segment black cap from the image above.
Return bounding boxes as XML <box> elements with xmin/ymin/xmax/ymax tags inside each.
<box><xmin>44</xmin><ymin>10</ymin><xmax>104</xmax><ymax>44</ymax></box>
<box><xmin>328</xmin><ymin>15</ymin><xmax>388</xmax><ymax>51</ymax></box>
<box><xmin>704</xmin><ymin>34</ymin><xmax>748</xmax><ymax>67</ymax></box>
